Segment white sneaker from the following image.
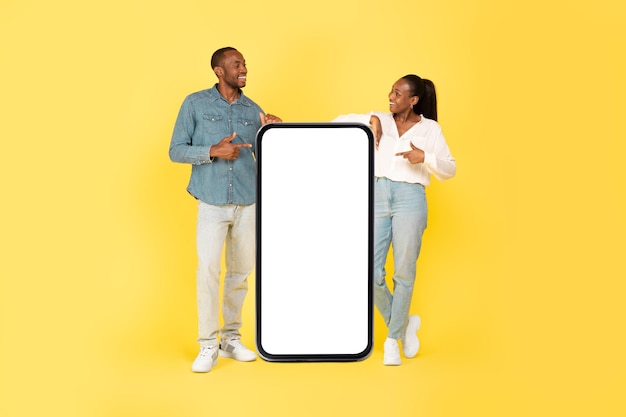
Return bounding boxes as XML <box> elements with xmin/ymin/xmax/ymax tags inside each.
<box><xmin>402</xmin><ymin>315</ymin><xmax>421</xmax><ymax>358</ymax></box>
<box><xmin>383</xmin><ymin>338</ymin><xmax>401</xmax><ymax>366</ymax></box>
<box><xmin>219</xmin><ymin>339</ymin><xmax>257</xmax><ymax>362</ymax></box>
<box><xmin>192</xmin><ymin>345</ymin><xmax>218</xmax><ymax>373</ymax></box>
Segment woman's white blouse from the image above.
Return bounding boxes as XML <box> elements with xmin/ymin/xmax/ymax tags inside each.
<box><xmin>333</xmin><ymin>112</ymin><xmax>456</xmax><ymax>185</ymax></box>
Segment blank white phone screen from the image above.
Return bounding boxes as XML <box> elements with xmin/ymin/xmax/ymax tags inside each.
<box><xmin>256</xmin><ymin>123</ymin><xmax>373</xmax><ymax>360</ymax></box>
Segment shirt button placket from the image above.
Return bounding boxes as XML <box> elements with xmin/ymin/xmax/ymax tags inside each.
<box><xmin>227</xmin><ymin>105</ymin><xmax>233</xmax><ymax>204</ymax></box>
<box><xmin>228</xmin><ymin>163</ymin><xmax>233</xmax><ymax>203</ymax></box>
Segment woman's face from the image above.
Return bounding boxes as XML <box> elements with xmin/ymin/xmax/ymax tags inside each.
<box><xmin>388</xmin><ymin>79</ymin><xmax>418</xmax><ymax>114</ymax></box>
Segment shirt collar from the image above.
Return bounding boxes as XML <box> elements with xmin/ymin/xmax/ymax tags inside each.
<box><xmin>208</xmin><ymin>84</ymin><xmax>252</xmax><ymax>107</ymax></box>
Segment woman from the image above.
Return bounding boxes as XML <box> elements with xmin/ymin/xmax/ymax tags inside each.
<box><xmin>334</xmin><ymin>75</ymin><xmax>456</xmax><ymax>365</ymax></box>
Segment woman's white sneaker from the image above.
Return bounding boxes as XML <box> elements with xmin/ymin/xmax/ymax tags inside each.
<box><xmin>383</xmin><ymin>338</ymin><xmax>402</xmax><ymax>366</ymax></box>
<box><xmin>402</xmin><ymin>315</ymin><xmax>421</xmax><ymax>358</ymax></box>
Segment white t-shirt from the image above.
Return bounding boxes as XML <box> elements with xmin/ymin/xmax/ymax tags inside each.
<box><xmin>333</xmin><ymin>111</ymin><xmax>456</xmax><ymax>186</ymax></box>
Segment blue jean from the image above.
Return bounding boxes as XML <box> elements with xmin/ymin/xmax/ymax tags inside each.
<box><xmin>374</xmin><ymin>177</ymin><xmax>428</xmax><ymax>340</ymax></box>
<box><xmin>196</xmin><ymin>201</ymin><xmax>255</xmax><ymax>346</ymax></box>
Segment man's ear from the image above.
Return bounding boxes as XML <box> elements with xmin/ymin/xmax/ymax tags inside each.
<box><xmin>214</xmin><ymin>67</ymin><xmax>223</xmax><ymax>78</ymax></box>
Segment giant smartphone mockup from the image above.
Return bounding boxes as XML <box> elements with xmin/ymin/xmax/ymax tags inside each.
<box><xmin>255</xmin><ymin>123</ymin><xmax>374</xmax><ymax>362</ymax></box>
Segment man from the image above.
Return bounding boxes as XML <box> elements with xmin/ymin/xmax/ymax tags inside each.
<box><xmin>169</xmin><ymin>47</ymin><xmax>281</xmax><ymax>373</ymax></box>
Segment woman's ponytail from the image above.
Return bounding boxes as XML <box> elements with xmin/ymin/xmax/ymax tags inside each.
<box><xmin>420</xmin><ymin>79</ymin><xmax>437</xmax><ymax>121</ymax></box>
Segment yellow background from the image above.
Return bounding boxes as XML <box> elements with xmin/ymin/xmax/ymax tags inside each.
<box><xmin>1</xmin><ymin>0</ymin><xmax>625</xmax><ymax>416</ymax></box>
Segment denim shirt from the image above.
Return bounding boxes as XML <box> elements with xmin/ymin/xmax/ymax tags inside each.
<box><xmin>169</xmin><ymin>85</ymin><xmax>263</xmax><ymax>205</ymax></box>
